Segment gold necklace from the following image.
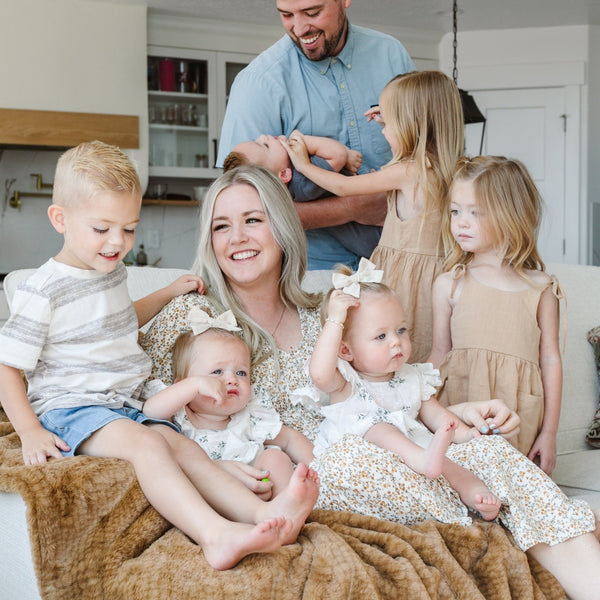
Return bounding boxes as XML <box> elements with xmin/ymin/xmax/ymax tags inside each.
<box><xmin>270</xmin><ymin>304</ymin><xmax>286</xmax><ymax>337</ymax></box>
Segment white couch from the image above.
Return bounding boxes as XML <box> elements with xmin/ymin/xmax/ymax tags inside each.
<box><xmin>1</xmin><ymin>263</ymin><xmax>599</xmax><ymax>600</ymax></box>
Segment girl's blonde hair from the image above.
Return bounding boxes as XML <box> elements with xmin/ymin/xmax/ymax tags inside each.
<box><xmin>192</xmin><ymin>165</ymin><xmax>321</xmax><ymax>366</ymax></box>
<box><xmin>321</xmin><ymin>264</ymin><xmax>399</xmax><ymax>338</ymax></box>
<box><xmin>443</xmin><ymin>156</ymin><xmax>545</xmax><ymax>275</ymax></box>
<box><xmin>172</xmin><ymin>329</ymin><xmax>248</xmax><ymax>381</ymax></box>
<box><xmin>378</xmin><ymin>70</ymin><xmax>464</xmax><ymax>215</ymax></box>
<box><xmin>53</xmin><ymin>140</ymin><xmax>141</xmax><ymax>207</ymax></box>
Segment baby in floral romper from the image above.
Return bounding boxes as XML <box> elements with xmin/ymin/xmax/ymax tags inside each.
<box><xmin>143</xmin><ymin>307</ymin><xmax>314</xmax><ymax>499</ymax></box>
<box><xmin>292</xmin><ymin>259</ymin><xmax>502</xmax><ymax>520</ymax></box>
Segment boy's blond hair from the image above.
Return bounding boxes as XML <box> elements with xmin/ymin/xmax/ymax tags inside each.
<box><xmin>172</xmin><ymin>328</ymin><xmax>248</xmax><ymax>381</ymax></box>
<box><xmin>53</xmin><ymin>140</ymin><xmax>142</xmax><ymax>207</ymax></box>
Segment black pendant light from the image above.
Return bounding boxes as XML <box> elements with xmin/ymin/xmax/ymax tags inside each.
<box><xmin>452</xmin><ymin>0</ymin><xmax>486</xmax><ymax>153</ymax></box>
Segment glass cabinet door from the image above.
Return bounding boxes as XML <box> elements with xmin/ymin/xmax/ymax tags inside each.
<box><xmin>147</xmin><ymin>47</ymin><xmax>216</xmax><ymax>178</ymax></box>
<box><xmin>216</xmin><ymin>52</ymin><xmax>255</xmax><ymax>157</ymax></box>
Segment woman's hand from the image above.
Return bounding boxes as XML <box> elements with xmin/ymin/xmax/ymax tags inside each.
<box><xmin>448</xmin><ymin>399</ymin><xmax>521</xmax><ymax>440</ymax></box>
<box><xmin>216</xmin><ymin>460</ymin><xmax>273</xmax><ymax>500</ymax></box>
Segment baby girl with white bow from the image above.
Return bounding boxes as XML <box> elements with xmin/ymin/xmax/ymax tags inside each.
<box><xmin>142</xmin><ymin>307</ymin><xmax>315</xmax><ymax>499</ymax></box>
<box><xmin>292</xmin><ymin>258</ymin><xmax>502</xmax><ymax>520</ymax></box>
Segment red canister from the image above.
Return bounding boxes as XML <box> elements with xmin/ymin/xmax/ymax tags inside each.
<box><xmin>159</xmin><ymin>59</ymin><xmax>175</xmax><ymax>92</ymax></box>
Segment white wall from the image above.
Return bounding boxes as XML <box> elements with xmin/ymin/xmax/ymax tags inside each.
<box><xmin>0</xmin><ymin>0</ymin><xmax>147</xmax><ymax>274</ymax></box>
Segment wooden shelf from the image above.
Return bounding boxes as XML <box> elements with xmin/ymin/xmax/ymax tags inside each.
<box><xmin>0</xmin><ymin>108</ymin><xmax>139</xmax><ymax>149</ymax></box>
<box><xmin>142</xmin><ymin>199</ymin><xmax>199</xmax><ymax>206</ymax></box>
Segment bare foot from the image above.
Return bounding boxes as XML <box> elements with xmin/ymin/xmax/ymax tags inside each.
<box><xmin>472</xmin><ymin>492</ymin><xmax>502</xmax><ymax>521</ymax></box>
<box><xmin>420</xmin><ymin>420</ymin><xmax>457</xmax><ymax>478</ymax></box>
<box><xmin>261</xmin><ymin>462</ymin><xmax>320</xmax><ymax>545</ymax></box>
<box><xmin>442</xmin><ymin>460</ymin><xmax>501</xmax><ymax>520</ymax></box>
<box><xmin>345</xmin><ymin>149</ymin><xmax>363</xmax><ymax>174</ymax></box>
<box><xmin>203</xmin><ymin>516</ymin><xmax>292</xmax><ymax>571</ymax></box>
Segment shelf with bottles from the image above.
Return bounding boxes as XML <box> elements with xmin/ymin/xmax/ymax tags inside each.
<box><xmin>147</xmin><ymin>52</ymin><xmax>213</xmax><ymax>178</ymax></box>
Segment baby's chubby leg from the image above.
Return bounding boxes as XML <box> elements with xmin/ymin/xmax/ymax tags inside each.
<box><xmin>161</xmin><ymin>426</ymin><xmax>319</xmax><ymax>546</ymax></box>
<box><xmin>442</xmin><ymin>459</ymin><xmax>501</xmax><ymax>521</ymax></box>
<box><xmin>79</xmin><ymin>419</ymin><xmax>294</xmax><ymax>569</ymax></box>
<box><xmin>254</xmin><ymin>446</ymin><xmax>295</xmax><ymax>499</ymax></box>
<box><xmin>365</xmin><ymin>421</ymin><xmax>454</xmax><ymax>479</ymax></box>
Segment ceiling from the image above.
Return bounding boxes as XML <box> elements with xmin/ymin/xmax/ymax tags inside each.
<box><xmin>105</xmin><ymin>0</ymin><xmax>600</xmax><ymax>33</ymax></box>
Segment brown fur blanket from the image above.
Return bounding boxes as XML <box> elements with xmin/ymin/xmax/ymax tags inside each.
<box><xmin>0</xmin><ymin>410</ymin><xmax>565</xmax><ymax>600</ymax></box>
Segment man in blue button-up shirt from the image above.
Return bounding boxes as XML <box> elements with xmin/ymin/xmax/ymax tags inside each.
<box><xmin>217</xmin><ymin>0</ymin><xmax>415</xmax><ymax>270</ymax></box>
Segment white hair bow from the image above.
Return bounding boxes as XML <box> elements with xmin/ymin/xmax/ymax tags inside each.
<box><xmin>188</xmin><ymin>307</ymin><xmax>242</xmax><ymax>335</ymax></box>
<box><xmin>331</xmin><ymin>257</ymin><xmax>384</xmax><ymax>298</ymax></box>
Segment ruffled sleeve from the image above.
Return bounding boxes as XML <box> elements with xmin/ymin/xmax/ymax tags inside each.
<box><xmin>412</xmin><ymin>362</ymin><xmax>442</xmax><ymax>402</ymax></box>
<box><xmin>246</xmin><ymin>399</ymin><xmax>283</xmax><ymax>442</ymax></box>
<box><xmin>289</xmin><ymin>358</ymin><xmax>330</xmax><ymax>413</ymax></box>
<box><xmin>289</xmin><ymin>358</ymin><xmax>361</xmax><ymax>413</ymax></box>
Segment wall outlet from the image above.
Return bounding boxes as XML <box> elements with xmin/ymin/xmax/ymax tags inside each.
<box><xmin>147</xmin><ymin>230</ymin><xmax>160</xmax><ymax>249</ymax></box>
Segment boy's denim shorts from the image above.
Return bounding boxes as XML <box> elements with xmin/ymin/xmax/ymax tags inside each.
<box><xmin>39</xmin><ymin>405</ymin><xmax>181</xmax><ymax>457</ymax></box>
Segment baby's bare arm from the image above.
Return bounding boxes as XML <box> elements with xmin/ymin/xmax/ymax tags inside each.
<box><xmin>299</xmin><ymin>133</ymin><xmax>361</xmax><ymax>173</ymax></box>
<box><xmin>143</xmin><ymin>376</ymin><xmax>225</xmax><ymax>420</ymax></box>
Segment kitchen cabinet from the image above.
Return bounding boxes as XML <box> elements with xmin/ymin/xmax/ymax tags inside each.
<box><xmin>147</xmin><ymin>46</ymin><xmax>254</xmax><ymax>188</ymax></box>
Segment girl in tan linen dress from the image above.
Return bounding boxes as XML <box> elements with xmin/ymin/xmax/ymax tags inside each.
<box><xmin>371</xmin><ymin>204</ymin><xmax>445</xmax><ymax>363</ymax></box>
<box><xmin>281</xmin><ymin>71</ymin><xmax>464</xmax><ymax>363</ymax></box>
<box><xmin>430</xmin><ymin>156</ymin><xmax>562</xmax><ymax>476</ymax></box>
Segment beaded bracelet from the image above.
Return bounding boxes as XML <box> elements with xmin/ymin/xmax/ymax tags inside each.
<box><xmin>325</xmin><ymin>317</ymin><xmax>344</xmax><ymax>329</ymax></box>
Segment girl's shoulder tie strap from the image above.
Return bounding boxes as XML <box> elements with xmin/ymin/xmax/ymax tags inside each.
<box><xmin>549</xmin><ymin>274</ymin><xmax>567</xmax><ymax>354</ymax></box>
<box><xmin>449</xmin><ymin>264</ymin><xmax>466</xmax><ymax>300</ymax></box>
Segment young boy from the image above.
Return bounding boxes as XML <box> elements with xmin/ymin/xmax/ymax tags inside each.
<box><xmin>222</xmin><ymin>131</ymin><xmax>362</xmax><ymax>199</ymax></box>
<box><xmin>0</xmin><ymin>140</ymin><xmax>319</xmax><ymax>570</ymax></box>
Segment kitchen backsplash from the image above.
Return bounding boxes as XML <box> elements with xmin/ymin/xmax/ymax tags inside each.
<box><xmin>0</xmin><ymin>149</ymin><xmax>201</xmax><ymax>274</ymax></box>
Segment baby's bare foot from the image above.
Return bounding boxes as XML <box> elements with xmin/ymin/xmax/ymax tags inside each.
<box><xmin>346</xmin><ymin>149</ymin><xmax>363</xmax><ymax>174</ymax></box>
<box><xmin>472</xmin><ymin>492</ymin><xmax>502</xmax><ymax>521</ymax></box>
<box><xmin>422</xmin><ymin>420</ymin><xmax>456</xmax><ymax>478</ymax></box>
<box><xmin>262</xmin><ymin>462</ymin><xmax>319</xmax><ymax>545</ymax></box>
<box><xmin>203</xmin><ymin>516</ymin><xmax>292</xmax><ymax>571</ymax></box>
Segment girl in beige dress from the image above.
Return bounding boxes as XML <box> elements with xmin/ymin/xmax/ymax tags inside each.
<box><xmin>282</xmin><ymin>71</ymin><xmax>464</xmax><ymax>363</ymax></box>
<box><xmin>430</xmin><ymin>156</ymin><xmax>562</xmax><ymax>476</ymax></box>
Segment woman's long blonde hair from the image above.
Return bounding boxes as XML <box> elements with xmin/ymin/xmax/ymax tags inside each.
<box><xmin>192</xmin><ymin>165</ymin><xmax>321</xmax><ymax>366</ymax></box>
<box><xmin>378</xmin><ymin>70</ymin><xmax>464</xmax><ymax>215</ymax></box>
<box><xmin>443</xmin><ymin>156</ymin><xmax>545</xmax><ymax>275</ymax></box>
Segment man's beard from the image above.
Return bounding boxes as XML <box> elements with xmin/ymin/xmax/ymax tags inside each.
<box><xmin>293</xmin><ymin>18</ymin><xmax>348</xmax><ymax>61</ymax></box>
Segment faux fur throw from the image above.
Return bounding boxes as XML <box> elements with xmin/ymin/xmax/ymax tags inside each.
<box><xmin>0</xmin><ymin>410</ymin><xmax>565</xmax><ymax>600</ymax></box>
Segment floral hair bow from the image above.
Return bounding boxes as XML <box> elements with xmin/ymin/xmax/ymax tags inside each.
<box><xmin>188</xmin><ymin>307</ymin><xmax>242</xmax><ymax>335</ymax></box>
<box><xmin>331</xmin><ymin>257</ymin><xmax>384</xmax><ymax>298</ymax></box>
